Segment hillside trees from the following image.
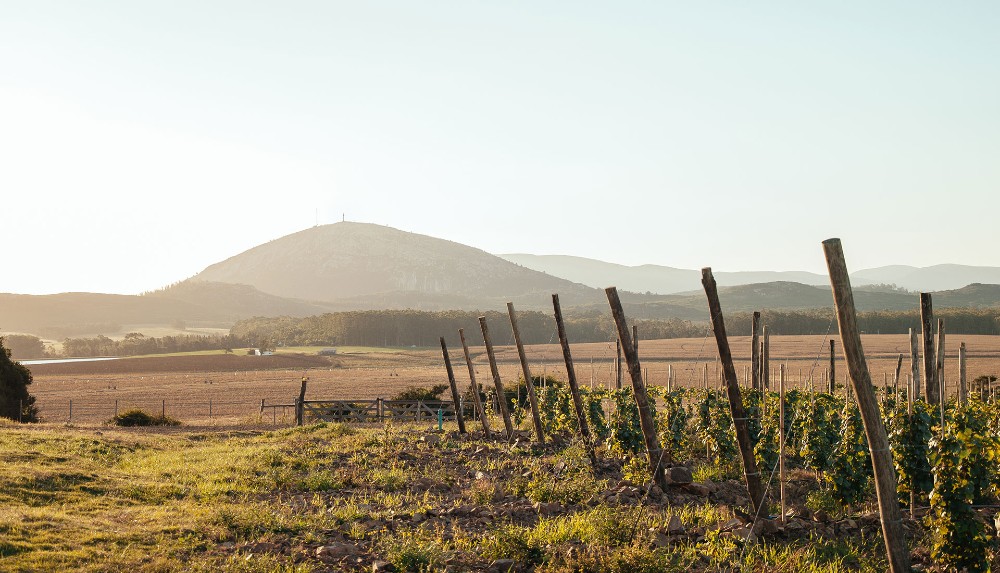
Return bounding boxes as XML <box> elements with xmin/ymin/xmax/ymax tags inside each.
<box><xmin>2</xmin><ymin>334</ymin><xmax>47</xmax><ymax>359</ymax></box>
<box><xmin>0</xmin><ymin>337</ymin><xmax>37</xmax><ymax>422</ymax></box>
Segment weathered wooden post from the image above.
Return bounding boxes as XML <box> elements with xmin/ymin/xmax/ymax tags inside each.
<box><xmin>959</xmin><ymin>342</ymin><xmax>967</xmax><ymax>406</ymax></box>
<box><xmin>295</xmin><ymin>377</ymin><xmax>308</xmax><ymax>426</ymax></box>
<box><xmin>751</xmin><ymin>311</ymin><xmax>761</xmax><ymax>390</ymax></box>
<box><xmin>439</xmin><ymin>337</ymin><xmax>468</xmax><ymax>435</ymax></box>
<box><xmin>459</xmin><ymin>328</ymin><xmax>492</xmax><ymax>438</ymax></box>
<box><xmin>908</xmin><ymin>370</ymin><xmax>915</xmax><ymax>519</ymax></box>
<box><xmin>936</xmin><ymin>318</ymin><xmax>946</xmax><ymax>398</ymax></box>
<box><xmin>779</xmin><ymin>363</ymin><xmax>787</xmax><ymax>524</ymax></box>
<box><xmin>479</xmin><ymin>317</ymin><xmax>514</xmax><ymax>438</ymax></box>
<box><xmin>553</xmin><ymin>294</ymin><xmax>597</xmax><ymax>465</ymax></box>
<box><xmin>921</xmin><ymin>293</ymin><xmax>938</xmax><ymax>404</ymax></box>
<box><xmin>632</xmin><ymin>324</ymin><xmax>639</xmax><ymax>355</ymax></box>
<box><xmin>615</xmin><ymin>337</ymin><xmax>623</xmax><ymax>390</ymax></box>
<box><xmin>701</xmin><ymin>269</ymin><xmax>766</xmax><ymax>514</ymax></box>
<box><xmin>936</xmin><ymin>318</ymin><xmax>946</xmax><ymax>430</ymax></box>
<box><xmin>909</xmin><ymin>328</ymin><xmax>921</xmax><ymax>401</ymax></box>
<box><xmin>606</xmin><ymin>287</ymin><xmax>668</xmax><ymax>490</ymax></box>
<box><xmin>823</xmin><ymin>238</ymin><xmax>910</xmax><ymax>573</ymax></box>
<box><xmin>893</xmin><ymin>354</ymin><xmax>903</xmax><ymax>396</ymax></box>
<box><xmin>829</xmin><ymin>340</ymin><xmax>836</xmax><ymax>394</ymax></box>
<box><xmin>762</xmin><ymin>326</ymin><xmax>770</xmax><ymax>391</ymax></box>
<box><xmin>507</xmin><ymin>303</ymin><xmax>545</xmax><ymax>444</ymax></box>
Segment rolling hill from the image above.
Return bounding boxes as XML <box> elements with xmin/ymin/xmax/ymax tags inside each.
<box><xmin>500</xmin><ymin>254</ymin><xmax>1000</xmax><ymax>295</ymax></box>
<box><xmin>4</xmin><ymin>223</ymin><xmax>1000</xmax><ymax>339</ymax></box>
<box><xmin>190</xmin><ymin>222</ymin><xmax>601</xmax><ymax>309</ymax></box>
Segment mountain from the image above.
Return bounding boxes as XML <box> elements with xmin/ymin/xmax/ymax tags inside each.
<box><xmin>191</xmin><ymin>222</ymin><xmax>600</xmax><ymax>310</ymax></box>
<box><xmin>500</xmin><ymin>254</ymin><xmax>1000</xmax><ymax>295</ymax></box>
<box><xmin>6</xmin><ymin>223</ymin><xmax>1000</xmax><ymax>340</ymax></box>
<box><xmin>852</xmin><ymin>265</ymin><xmax>1000</xmax><ymax>292</ymax></box>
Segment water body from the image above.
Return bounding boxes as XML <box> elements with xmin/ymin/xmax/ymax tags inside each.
<box><xmin>22</xmin><ymin>357</ymin><xmax>120</xmax><ymax>366</ymax></box>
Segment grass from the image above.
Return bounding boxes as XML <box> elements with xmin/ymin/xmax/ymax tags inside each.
<box><xmin>0</xmin><ymin>421</ymin><xmax>898</xmax><ymax>572</ymax></box>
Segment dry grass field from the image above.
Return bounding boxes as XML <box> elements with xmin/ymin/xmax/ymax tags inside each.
<box><xmin>27</xmin><ymin>335</ymin><xmax>1000</xmax><ymax>425</ymax></box>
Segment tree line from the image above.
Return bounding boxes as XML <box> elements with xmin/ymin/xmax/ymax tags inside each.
<box><xmin>7</xmin><ymin>306</ymin><xmax>1000</xmax><ymax>360</ymax></box>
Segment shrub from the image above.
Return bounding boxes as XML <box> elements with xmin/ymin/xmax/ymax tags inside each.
<box><xmin>0</xmin><ymin>337</ymin><xmax>38</xmax><ymax>422</ymax></box>
<box><xmin>392</xmin><ymin>384</ymin><xmax>448</xmax><ymax>401</ymax></box>
<box><xmin>110</xmin><ymin>408</ymin><xmax>181</xmax><ymax>427</ymax></box>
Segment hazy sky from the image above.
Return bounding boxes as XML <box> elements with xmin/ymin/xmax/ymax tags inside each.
<box><xmin>2</xmin><ymin>1</ymin><xmax>998</xmax><ymax>295</ymax></box>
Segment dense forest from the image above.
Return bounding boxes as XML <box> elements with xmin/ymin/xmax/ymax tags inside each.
<box><xmin>10</xmin><ymin>307</ymin><xmax>1000</xmax><ymax>359</ymax></box>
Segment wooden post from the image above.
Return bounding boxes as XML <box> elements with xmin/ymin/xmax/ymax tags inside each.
<box><xmin>703</xmin><ymin>362</ymin><xmax>709</xmax><ymax>390</ymax></box>
<box><xmin>507</xmin><ymin>303</ymin><xmax>545</xmax><ymax>444</ymax></box>
<box><xmin>762</xmin><ymin>326</ymin><xmax>770</xmax><ymax>391</ymax></box>
<box><xmin>936</xmin><ymin>318</ymin><xmax>946</xmax><ymax>399</ymax></box>
<box><xmin>161</xmin><ymin>399</ymin><xmax>166</xmax><ymax>418</ymax></box>
<box><xmin>751</xmin><ymin>311</ymin><xmax>761</xmax><ymax>390</ymax></box>
<box><xmin>259</xmin><ymin>398</ymin><xmax>265</xmax><ymax>414</ymax></box>
<box><xmin>439</xmin><ymin>337</ymin><xmax>467</xmax><ymax>434</ymax></box>
<box><xmin>606</xmin><ymin>287</ymin><xmax>668</xmax><ymax>490</ymax></box>
<box><xmin>700</xmin><ymin>269</ymin><xmax>766</xmax><ymax>514</ymax></box>
<box><xmin>959</xmin><ymin>342</ymin><xmax>967</xmax><ymax>406</ymax></box>
<box><xmin>615</xmin><ymin>338</ymin><xmax>622</xmax><ymax>390</ymax></box>
<box><xmin>823</xmin><ymin>238</ymin><xmax>910</xmax><ymax>573</ymax></box>
<box><xmin>779</xmin><ymin>363</ymin><xmax>786</xmax><ymax>524</ymax></box>
<box><xmin>936</xmin><ymin>318</ymin><xmax>946</xmax><ymax>430</ymax></box>
<box><xmin>893</xmin><ymin>354</ymin><xmax>903</xmax><ymax>396</ymax></box>
<box><xmin>553</xmin><ymin>294</ymin><xmax>597</xmax><ymax>465</ymax></box>
<box><xmin>459</xmin><ymin>328</ymin><xmax>492</xmax><ymax>438</ymax></box>
<box><xmin>295</xmin><ymin>377</ymin><xmax>308</xmax><ymax>426</ymax></box>
<box><xmin>829</xmin><ymin>340</ymin><xmax>836</xmax><ymax>394</ymax></box>
<box><xmin>921</xmin><ymin>293</ymin><xmax>938</xmax><ymax>404</ymax></box>
<box><xmin>479</xmin><ymin>317</ymin><xmax>514</xmax><ymax>438</ymax></box>
<box><xmin>908</xmin><ymin>371</ymin><xmax>915</xmax><ymax>519</ymax></box>
<box><xmin>909</xmin><ymin>328</ymin><xmax>921</xmax><ymax>402</ymax></box>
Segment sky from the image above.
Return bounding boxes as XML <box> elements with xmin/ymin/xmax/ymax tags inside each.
<box><xmin>1</xmin><ymin>1</ymin><xmax>998</xmax><ymax>295</ymax></box>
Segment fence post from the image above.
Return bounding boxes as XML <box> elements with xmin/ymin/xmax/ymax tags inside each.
<box><xmin>553</xmin><ymin>293</ymin><xmax>597</xmax><ymax>465</ymax></box>
<box><xmin>921</xmin><ymin>293</ymin><xmax>938</xmax><ymax>404</ymax></box>
<box><xmin>69</xmin><ymin>399</ymin><xmax>72</xmax><ymax>423</ymax></box>
<box><xmin>296</xmin><ymin>377</ymin><xmax>308</xmax><ymax>426</ymax></box>
<box><xmin>209</xmin><ymin>399</ymin><xmax>213</xmax><ymax>421</ymax></box>
<box><xmin>507</xmin><ymin>303</ymin><xmax>545</xmax><ymax>444</ymax></box>
<box><xmin>439</xmin><ymin>337</ymin><xmax>467</xmax><ymax>434</ymax></box>
<box><xmin>606</xmin><ymin>287</ymin><xmax>668</xmax><ymax>490</ymax></box>
<box><xmin>823</xmin><ymin>238</ymin><xmax>910</xmax><ymax>573</ymax></box>
<box><xmin>260</xmin><ymin>399</ymin><xmax>265</xmax><ymax>414</ymax></box>
<box><xmin>700</xmin><ymin>269</ymin><xmax>766</xmax><ymax>514</ymax></box>
<box><xmin>479</xmin><ymin>317</ymin><xmax>514</xmax><ymax>438</ymax></box>
<box><xmin>459</xmin><ymin>328</ymin><xmax>492</xmax><ymax>438</ymax></box>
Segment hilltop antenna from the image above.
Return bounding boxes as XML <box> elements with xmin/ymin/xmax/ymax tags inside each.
<box><xmin>342</xmin><ymin>213</ymin><xmax>345</xmax><ymax>222</ymax></box>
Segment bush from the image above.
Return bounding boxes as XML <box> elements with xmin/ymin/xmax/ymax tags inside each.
<box><xmin>110</xmin><ymin>408</ymin><xmax>181</xmax><ymax>427</ymax></box>
<box><xmin>392</xmin><ymin>384</ymin><xmax>449</xmax><ymax>401</ymax></box>
<box><xmin>0</xmin><ymin>337</ymin><xmax>38</xmax><ymax>422</ymax></box>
